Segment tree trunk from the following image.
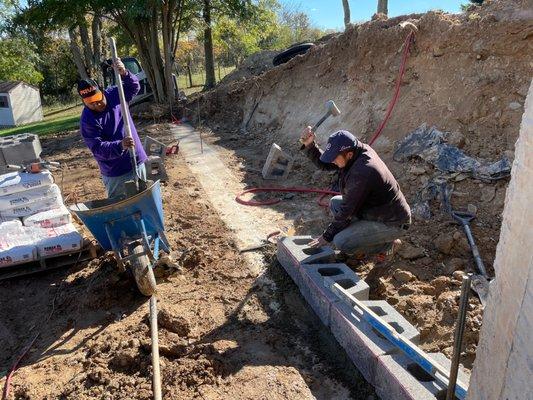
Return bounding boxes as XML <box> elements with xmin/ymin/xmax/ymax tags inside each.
<box><xmin>342</xmin><ymin>0</ymin><xmax>350</xmax><ymax>29</ymax></box>
<box><xmin>377</xmin><ymin>0</ymin><xmax>388</xmax><ymax>15</ymax></box>
<box><xmin>91</xmin><ymin>13</ymin><xmax>103</xmax><ymax>87</ymax></box>
<box><xmin>77</xmin><ymin>16</ymin><xmax>93</xmax><ymax>70</ymax></box>
<box><xmin>161</xmin><ymin>0</ymin><xmax>176</xmax><ymax>109</ymax></box>
<box><xmin>187</xmin><ymin>61</ymin><xmax>193</xmax><ymax>87</ymax></box>
<box><xmin>68</xmin><ymin>27</ymin><xmax>90</xmax><ymax>80</ymax></box>
<box><xmin>202</xmin><ymin>0</ymin><xmax>216</xmax><ymax>90</ymax></box>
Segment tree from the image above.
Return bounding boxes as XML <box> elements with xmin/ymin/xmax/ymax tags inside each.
<box><xmin>0</xmin><ymin>37</ymin><xmax>43</xmax><ymax>85</ymax></box>
<box><xmin>196</xmin><ymin>0</ymin><xmax>255</xmax><ymax>90</ymax></box>
<box><xmin>342</xmin><ymin>0</ymin><xmax>350</xmax><ymax>29</ymax></box>
<box><xmin>18</xmin><ymin>2</ymin><xmax>105</xmax><ymax>84</ymax></box>
<box><xmin>377</xmin><ymin>0</ymin><xmax>388</xmax><ymax>15</ymax></box>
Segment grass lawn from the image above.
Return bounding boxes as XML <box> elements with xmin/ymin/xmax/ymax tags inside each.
<box><xmin>178</xmin><ymin>66</ymin><xmax>235</xmax><ymax>96</ymax></box>
<box><xmin>0</xmin><ymin>104</ymin><xmax>83</xmax><ymax>137</ymax></box>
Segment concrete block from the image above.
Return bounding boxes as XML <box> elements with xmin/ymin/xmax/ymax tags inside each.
<box><xmin>144</xmin><ymin>136</ymin><xmax>166</xmax><ymax>159</ymax></box>
<box><xmin>262</xmin><ymin>143</ymin><xmax>294</xmax><ymax>180</ymax></box>
<box><xmin>299</xmin><ymin>263</ymin><xmax>370</xmax><ymax>326</ymax></box>
<box><xmin>0</xmin><ymin>134</ymin><xmax>42</xmax><ymax>165</ymax></box>
<box><xmin>374</xmin><ymin>351</ymin><xmax>470</xmax><ymax>400</ymax></box>
<box><xmin>323</xmin><ymin>271</ymin><xmax>370</xmax><ymax>302</ymax></box>
<box><xmin>276</xmin><ymin>239</ymin><xmax>303</xmax><ymax>287</ymax></box>
<box><xmin>277</xmin><ymin>236</ymin><xmax>335</xmax><ymax>267</ymax></box>
<box><xmin>361</xmin><ymin>300</ymin><xmax>420</xmax><ymax>344</ymax></box>
<box><xmin>145</xmin><ymin>155</ymin><xmax>168</xmax><ymax>182</ymax></box>
<box><xmin>330</xmin><ymin>300</ymin><xmax>399</xmax><ymax>385</ymax></box>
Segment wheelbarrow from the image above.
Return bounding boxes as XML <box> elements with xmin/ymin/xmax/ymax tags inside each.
<box><xmin>71</xmin><ymin>181</ymin><xmax>170</xmax><ymax>296</ymax></box>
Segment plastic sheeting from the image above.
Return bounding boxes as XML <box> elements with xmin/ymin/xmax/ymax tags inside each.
<box><xmin>394</xmin><ymin>124</ymin><xmax>512</xmax><ymax>181</ymax></box>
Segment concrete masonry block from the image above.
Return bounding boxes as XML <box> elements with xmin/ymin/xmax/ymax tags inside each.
<box><xmin>145</xmin><ymin>155</ymin><xmax>168</xmax><ymax>182</ymax></box>
<box><xmin>361</xmin><ymin>300</ymin><xmax>420</xmax><ymax>344</ymax></box>
<box><xmin>262</xmin><ymin>143</ymin><xmax>294</xmax><ymax>180</ymax></box>
<box><xmin>374</xmin><ymin>351</ymin><xmax>470</xmax><ymax>400</ymax></box>
<box><xmin>144</xmin><ymin>136</ymin><xmax>166</xmax><ymax>160</ymax></box>
<box><xmin>299</xmin><ymin>263</ymin><xmax>370</xmax><ymax>327</ymax></box>
<box><xmin>277</xmin><ymin>236</ymin><xmax>335</xmax><ymax>266</ymax></box>
<box><xmin>330</xmin><ymin>300</ymin><xmax>399</xmax><ymax>385</ymax></box>
<box><xmin>0</xmin><ymin>133</ymin><xmax>42</xmax><ymax>165</ymax></box>
<box><xmin>276</xmin><ymin>239</ymin><xmax>304</xmax><ymax>287</ymax></box>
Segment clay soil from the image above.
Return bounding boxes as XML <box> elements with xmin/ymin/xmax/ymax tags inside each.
<box><xmin>183</xmin><ymin>0</ymin><xmax>532</xmax><ymax>371</ymax></box>
<box><xmin>0</xmin><ymin>126</ymin><xmax>374</xmax><ymax>399</ymax></box>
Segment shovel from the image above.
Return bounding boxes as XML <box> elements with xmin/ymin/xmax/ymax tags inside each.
<box><xmin>451</xmin><ymin>210</ymin><xmax>490</xmax><ymax>306</ymax></box>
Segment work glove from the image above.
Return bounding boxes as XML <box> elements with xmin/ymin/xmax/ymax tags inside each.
<box><xmin>113</xmin><ymin>58</ymin><xmax>127</xmax><ymax>76</ymax></box>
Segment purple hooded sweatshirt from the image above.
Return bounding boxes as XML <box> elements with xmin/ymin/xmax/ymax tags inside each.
<box><xmin>80</xmin><ymin>72</ymin><xmax>147</xmax><ymax>177</ymax></box>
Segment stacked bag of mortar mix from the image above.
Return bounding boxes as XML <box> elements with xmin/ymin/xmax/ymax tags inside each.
<box><xmin>0</xmin><ymin>134</ymin><xmax>82</xmax><ymax>267</ymax></box>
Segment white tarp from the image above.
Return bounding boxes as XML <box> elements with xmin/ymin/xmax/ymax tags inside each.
<box><xmin>0</xmin><ymin>184</ymin><xmax>62</xmax><ymax>210</ymax></box>
<box><xmin>0</xmin><ymin>170</ymin><xmax>54</xmax><ymax>196</ymax></box>
<box><xmin>23</xmin><ymin>205</ymin><xmax>71</xmax><ymax>228</ymax></box>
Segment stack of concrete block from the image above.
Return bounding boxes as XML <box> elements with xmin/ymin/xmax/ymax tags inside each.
<box><xmin>262</xmin><ymin>143</ymin><xmax>294</xmax><ymax>180</ymax></box>
<box><xmin>276</xmin><ymin>235</ymin><xmax>462</xmax><ymax>400</ymax></box>
<box><xmin>143</xmin><ymin>136</ymin><xmax>168</xmax><ymax>182</ymax></box>
<box><xmin>0</xmin><ymin>133</ymin><xmax>42</xmax><ymax>166</ymax></box>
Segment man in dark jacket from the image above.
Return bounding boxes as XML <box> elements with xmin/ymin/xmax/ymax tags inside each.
<box><xmin>301</xmin><ymin>127</ymin><xmax>411</xmax><ymax>256</ymax></box>
<box><xmin>78</xmin><ymin>58</ymin><xmax>147</xmax><ymax>198</ymax></box>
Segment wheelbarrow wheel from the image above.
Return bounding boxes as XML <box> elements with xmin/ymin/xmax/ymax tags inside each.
<box><xmin>130</xmin><ymin>243</ymin><xmax>157</xmax><ymax>296</ymax></box>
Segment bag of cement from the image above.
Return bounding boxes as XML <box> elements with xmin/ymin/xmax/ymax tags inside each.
<box><xmin>0</xmin><ymin>198</ymin><xmax>63</xmax><ymax>218</ymax></box>
<box><xmin>0</xmin><ymin>184</ymin><xmax>62</xmax><ymax>210</ymax></box>
<box><xmin>34</xmin><ymin>223</ymin><xmax>83</xmax><ymax>257</ymax></box>
<box><xmin>0</xmin><ymin>227</ymin><xmax>38</xmax><ymax>267</ymax></box>
<box><xmin>0</xmin><ymin>218</ymin><xmax>22</xmax><ymax>230</ymax></box>
<box><xmin>23</xmin><ymin>205</ymin><xmax>71</xmax><ymax>228</ymax></box>
<box><xmin>0</xmin><ymin>170</ymin><xmax>54</xmax><ymax>196</ymax></box>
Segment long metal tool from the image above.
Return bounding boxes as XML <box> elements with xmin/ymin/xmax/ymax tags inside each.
<box><xmin>109</xmin><ymin>37</ymin><xmax>139</xmax><ymax>192</ymax></box>
<box><xmin>452</xmin><ymin>210</ymin><xmax>490</xmax><ymax>306</ymax></box>
<box><xmin>447</xmin><ymin>275</ymin><xmax>471</xmax><ymax>400</ymax></box>
<box><xmin>330</xmin><ymin>282</ymin><xmax>468</xmax><ymax>400</ymax></box>
<box><xmin>149</xmin><ymin>296</ymin><xmax>162</xmax><ymax>400</ymax></box>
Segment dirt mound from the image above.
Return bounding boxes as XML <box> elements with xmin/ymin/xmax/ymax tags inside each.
<box><xmin>219</xmin><ymin>50</ymin><xmax>279</xmax><ymax>85</ymax></box>
<box><xmin>184</xmin><ymin>0</ymin><xmax>532</xmax><ymax>368</ymax></box>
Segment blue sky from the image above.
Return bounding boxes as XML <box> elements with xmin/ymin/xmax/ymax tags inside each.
<box><xmin>278</xmin><ymin>1</ymin><xmax>465</xmax><ymax>30</ymax></box>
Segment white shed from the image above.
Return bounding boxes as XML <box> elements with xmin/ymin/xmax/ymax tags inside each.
<box><xmin>0</xmin><ymin>81</ymin><xmax>44</xmax><ymax>127</ymax></box>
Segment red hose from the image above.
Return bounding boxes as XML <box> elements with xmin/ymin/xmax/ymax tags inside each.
<box><xmin>236</xmin><ymin>31</ymin><xmax>415</xmax><ymax>208</ymax></box>
<box><xmin>2</xmin><ymin>333</ymin><xmax>39</xmax><ymax>400</ymax></box>
<box><xmin>368</xmin><ymin>31</ymin><xmax>414</xmax><ymax>146</ymax></box>
<box><xmin>236</xmin><ymin>187</ymin><xmax>340</xmax><ymax>207</ymax></box>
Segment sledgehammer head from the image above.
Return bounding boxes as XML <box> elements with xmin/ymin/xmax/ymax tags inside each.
<box><xmin>326</xmin><ymin>100</ymin><xmax>341</xmax><ymax>117</ymax></box>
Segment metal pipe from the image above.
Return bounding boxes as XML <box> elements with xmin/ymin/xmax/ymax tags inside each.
<box><xmin>149</xmin><ymin>295</ymin><xmax>162</xmax><ymax>400</ymax></box>
<box><xmin>447</xmin><ymin>275</ymin><xmax>471</xmax><ymax>400</ymax></box>
<box><xmin>109</xmin><ymin>37</ymin><xmax>139</xmax><ymax>192</ymax></box>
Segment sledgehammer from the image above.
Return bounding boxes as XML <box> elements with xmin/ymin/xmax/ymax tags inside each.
<box><xmin>300</xmin><ymin>100</ymin><xmax>341</xmax><ymax>149</ymax></box>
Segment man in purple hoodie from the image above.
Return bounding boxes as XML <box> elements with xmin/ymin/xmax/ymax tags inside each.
<box><xmin>78</xmin><ymin>58</ymin><xmax>147</xmax><ymax>198</ymax></box>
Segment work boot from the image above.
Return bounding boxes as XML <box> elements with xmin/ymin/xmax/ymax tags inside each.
<box><xmin>374</xmin><ymin>239</ymin><xmax>402</xmax><ymax>263</ymax></box>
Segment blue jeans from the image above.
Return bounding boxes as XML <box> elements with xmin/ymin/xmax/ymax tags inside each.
<box><xmin>329</xmin><ymin>195</ymin><xmax>406</xmax><ymax>254</ymax></box>
<box><xmin>102</xmin><ymin>163</ymin><xmax>147</xmax><ymax>199</ymax></box>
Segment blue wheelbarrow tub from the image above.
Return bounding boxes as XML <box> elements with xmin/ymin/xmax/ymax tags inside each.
<box><xmin>71</xmin><ymin>181</ymin><xmax>165</xmax><ymax>251</ymax></box>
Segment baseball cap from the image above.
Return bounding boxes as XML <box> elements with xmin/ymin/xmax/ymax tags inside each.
<box><xmin>77</xmin><ymin>79</ymin><xmax>103</xmax><ymax>104</ymax></box>
<box><xmin>320</xmin><ymin>130</ymin><xmax>358</xmax><ymax>163</ymax></box>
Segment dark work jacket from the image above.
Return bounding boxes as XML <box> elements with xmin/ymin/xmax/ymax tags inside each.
<box><xmin>304</xmin><ymin>141</ymin><xmax>411</xmax><ymax>242</ymax></box>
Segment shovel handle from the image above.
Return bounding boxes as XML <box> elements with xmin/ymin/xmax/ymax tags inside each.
<box><xmin>462</xmin><ymin>224</ymin><xmax>488</xmax><ymax>277</ymax></box>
